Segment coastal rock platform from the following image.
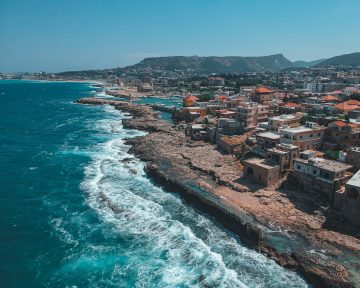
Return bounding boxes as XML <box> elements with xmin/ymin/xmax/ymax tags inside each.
<box><xmin>76</xmin><ymin>98</ymin><xmax>360</xmax><ymax>288</ymax></box>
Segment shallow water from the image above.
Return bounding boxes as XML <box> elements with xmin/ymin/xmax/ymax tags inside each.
<box><xmin>0</xmin><ymin>80</ymin><xmax>309</xmax><ymax>287</ymax></box>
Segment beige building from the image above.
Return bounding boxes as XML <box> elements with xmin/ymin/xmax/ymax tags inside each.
<box><xmin>232</xmin><ymin>102</ymin><xmax>269</xmax><ymax>130</ymax></box>
<box><xmin>267</xmin><ymin>112</ymin><xmax>304</xmax><ymax>132</ymax></box>
<box><xmin>252</xmin><ymin>87</ymin><xmax>274</xmax><ymax>105</ymax></box>
<box><xmin>280</xmin><ymin>122</ymin><xmax>325</xmax><ymax>151</ymax></box>
<box><xmin>335</xmin><ymin>169</ymin><xmax>360</xmax><ymax>226</ymax></box>
<box><xmin>346</xmin><ymin>147</ymin><xmax>360</xmax><ymax>171</ymax></box>
<box><xmin>293</xmin><ymin>151</ymin><xmax>352</xmax><ymax>202</ymax></box>
<box><xmin>243</xmin><ymin>143</ymin><xmax>300</xmax><ymax>186</ymax></box>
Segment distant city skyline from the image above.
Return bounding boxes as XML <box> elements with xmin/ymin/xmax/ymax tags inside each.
<box><xmin>1</xmin><ymin>0</ymin><xmax>360</xmax><ymax>72</ymax></box>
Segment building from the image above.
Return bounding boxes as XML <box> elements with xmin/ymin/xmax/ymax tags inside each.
<box><xmin>243</xmin><ymin>158</ymin><xmax>280</xmax><ymax>186</ymax></box>
<box><xmin>325</xmin><ymin>121</ymin><xmax>360</xmax><ymax>149</ymax></box>
<box><xmin>185</xmin><ymin>124</ymin><xmax>208</xmax><ymax>141</ymax></box>
<box><xmin>266</xmin><ymin>143</ymin><xmax>300</xmax><ymax>174</ymax></box>
<box><xmin>233</xmin><ymin>102</ymin><xmax>269</xmax><ymax>130</ymax></box>
<box><xmin>346</xmin><ymin>147</ymin><xmax>360</xmax><ymax>171</ymax></box>
<box><xmin>336</xmin><ymin>169</ymin><xmax>360</xmax><ymax>226</ymax></box>
<box><xmin>333</xmin><ymin>100</ymin><xmax>360</xmax><ymax>114</ymax></box>
<box><xmin>208</xmin><ymin>77</ymin><xmax>225</xmax><ymax>86</ymax></box>
<box><xmin>243</xmin><ymin>144</ymin><xmax>300</xmax><ymax>187</ymax></box>
<box><xmin>279</xmin><ymin>102</ymin><xmax>303</xmax><ymax>114</ymax></box>
<box><xmin>255</xmin><ymin>132</ymin><xmax>280</xmax><ymax>150</ymax></box>
<box><xmin>252</xmin><ymin>87</ymin><xmax>274</xmax><ymax>105</ymax></box>
<box><xmin>279</xmin><ymin>122</ymin><xmax>325</xmax><ymax>151</ymax></box>
<box><xmin>293</xmin><ymin>151</ymin><xmax>352</xmax><ymax>202</ymax></box>
<box><xmin>267</xmin><ymin>112</ymin><xmax>304</xmax><ymax>132</ymax></box>
<box><xmin>183</xmin><ymin>95</ymin><xmax>199</xmax><ymax>107</ymax></box>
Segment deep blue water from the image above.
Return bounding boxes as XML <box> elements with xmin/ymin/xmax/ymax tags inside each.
<box><xmin>0</xmin><ymin>80</ymin><xmax>309</xmax><ymax>288</ymax></box>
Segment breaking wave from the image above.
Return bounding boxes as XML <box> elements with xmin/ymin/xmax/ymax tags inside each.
<box><xmin>76</xmin><ymin>106</ymin><xmax>309</xmax><ymax>287</ymax></box>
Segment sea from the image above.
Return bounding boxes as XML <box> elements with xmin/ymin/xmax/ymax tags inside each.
<box><xmin>0</xmin><ymin>80</ymin><xmax>309</xmax><ymax>288</ymax></box>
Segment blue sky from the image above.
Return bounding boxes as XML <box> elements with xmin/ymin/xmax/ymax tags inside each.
<box><xmin>1</xmin><ymin>0</ymin><xmax>359</xmax><ymax>72</ymax></box>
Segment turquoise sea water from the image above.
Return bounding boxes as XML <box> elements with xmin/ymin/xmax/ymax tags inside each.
<box><xmin>0</xmin><ymin>80</ymin><xmax>309</xmax><ymax>287</ymax></box>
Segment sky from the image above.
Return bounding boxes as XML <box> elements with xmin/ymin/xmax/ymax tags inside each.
<box><xmin>1</xmin><ymin>0</ymin><xmax>360</xmax><ymax>72</ymax></box>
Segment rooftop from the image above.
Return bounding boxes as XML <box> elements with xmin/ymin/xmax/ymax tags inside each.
<box><xmin>347</xmin><ymin>169</ymin><xmax>360</xmax><ymax>187</ymax></box>
<box><xmin>244</xmin><ymin>158</ymin><xmax>279</xmax><ymax>169</ymax></box>
<box><xmin>255</xmin><ymin>87</ymin><xmax>273</xmax><ymax>94</ymax></box>
<box><xmin>295</xmin><ymin>156</ymin><xmax>352</xmax><ymax>172</ymax></box>
<box><xmin>256</xmin><ymin>131</ymin><xmax>280</xmax><ymax>140</ymax></box>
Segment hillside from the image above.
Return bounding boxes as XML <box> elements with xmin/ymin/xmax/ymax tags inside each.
<box><xmin>315</xmin><ymin>52</ymin><xmax>360</xmax><ymax>66</ymax></box>
<box><xmin>131</xmin><ymin>54</ymin><xmax>294</xmax><ymax>73</ymax></box>
<box><xmin>293</xmin><ymin>59</ymin><xmax>326</xmax><ymax>68</ymax></box>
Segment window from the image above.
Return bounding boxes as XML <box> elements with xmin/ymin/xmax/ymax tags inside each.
<box><xmin>297</xmin><ymin>165</ymin><xmax>301</xmax><ymax>170</ymax></box>
<box><xmin>313</xmin><ymin>170</ymin><xmax>317</xmax><ymax>175</ymax></box>
<box><xmin>310</xmin><ymin>134</ymin><xmax>313</xmax><ymax>137</ymax></box>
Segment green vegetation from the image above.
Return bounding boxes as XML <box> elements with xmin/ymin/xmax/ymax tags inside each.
<box><xmin>198</xmin><ymin>92</ymin><xmax>215</xmax><ymax>102</ymax></box>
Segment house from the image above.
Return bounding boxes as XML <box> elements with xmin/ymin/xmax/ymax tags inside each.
<box><xmin>267</xmin><ymin>112</ymin><xmax>304</xmax><ymax>132</ymax></box>
<box><xmin>256</xmin><ymin>132</ymin><xmax>280</xmax><ymax>150</ymax></box>
<box><xmin>293</xmin><ymin>151</ymin><xmax>352</xmax><ymax>202</ymax></box>
<box><xmin>233</xmin><ymin>102</ymin><xmax>269</xmax><ymax>130</ymax></box>
<box><xmin>209</xmin><ymin>77</ymin><xmax>225</xmax><ymax>86</ymax></box>
<box><xmin>185</xmin><ymin>124</ymin><xmax>208</xmax><ymax>141</ymax></box>
<box><xmin>321</xmin><ymin>95</ymin><xmax>341</xmax><ymax>103</ymax></box>
<box><xmin>279</xmin><ymin>122</ymin><xmax>325</xmax><ymax>151</ymax></box>
<box><xmin>333</xmin><ymin>100</ymin><xmax>360</xmax><ymax>114</ymax></box>
<box><xmin>252</xmin><ymin>87</ymin><xmax>274</xmax><ymax>105</ymax></box>
<box><xmin>217</xmin><ymin>135</ymin><xmax>244</xmax><ymax>154</ymax></box>
<box><xmin>243</xmin><ymin>158</ymin><xmax>280</xmax><ymax>186</ymax></box>
<box><xmin>335</xmin><ymin>169</ymin><xmax>360</xmax><ymax>226</ymax></box>
<box><xmin>243</xmin><ymin>143</ymin><xmax>300</xmax><ymax>187</ymax></box>
<box><xmin>279</xmin><ymin>102</ymin><xmax>302</xmax><ymax>114</ymax></box>
<box><xmin>346</xmin><ymin>147</ymin><xmax>360</xmax><ymax>171</ymax></box>
<box><xmin>183</xmin><ymin>95</ymin><xmax>199</xmax><ymax>107</ymax></box>
<box><xmin>325</xmin><ymin>121</ymin><xmax>360</xmax><ymax>149</ymax></box>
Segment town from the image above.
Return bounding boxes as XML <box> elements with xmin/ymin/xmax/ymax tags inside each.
<box><xmin>3</xmin><ymin>61</ymin><xmax>360</xmax><ymax>228</ymax></box>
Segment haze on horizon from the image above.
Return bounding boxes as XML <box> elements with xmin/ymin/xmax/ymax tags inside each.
<box><xmin>1</xmin><ymin>0</ymin><xmax>360</xmax><ymax>73</ymax></box>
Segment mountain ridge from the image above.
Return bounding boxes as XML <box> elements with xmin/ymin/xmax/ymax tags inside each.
<box><xmin>315</xmin><ymin>52</ymin><xmax>360</xmax><ymax>67</ymax></box>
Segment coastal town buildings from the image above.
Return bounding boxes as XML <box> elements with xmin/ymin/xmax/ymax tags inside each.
<box><xmin>325</xmin><ymin>121</ymin><xmax>360</xmax><ymax>149</ymax></box>
<box><xmin>336</xmin><ymin>169</ymin><xmax>360</xmax><ymax>226</ymax></box>
<box><xmin>232</xmin><ymin>102</ymin><xmax>269</xmax><ymax>130</ymax></box>
<box><xmin>279</xmin><ymin>122</ymin><xmax>325</xmax><ymax>151</ymax></box>
<box><xmin>293</xmin><ymin>151</ymin><xmax>352</xmax><ymax>202</ymax></box>
<box><xmin>252</xmin><ymin>87</ymin><xmax>274</xmax><ymax>105</ymax></box>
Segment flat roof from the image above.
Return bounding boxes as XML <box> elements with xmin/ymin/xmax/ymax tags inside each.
<box><xmin>244</xmin><ymin>158</ymin><xmax>279</xmax><ymax>169</ymax></box>
<box><xmin>347</xmin><ymin>169</ymin><xmax>360</xmax><ymax>187</ymax></box>
<box><xmin>280</xmin><ymin>125</ymin><xmax>317</xmax><ymax>134</ymax></box>
<box><xmin>256</xmin><ymin>132</ymin><xmax>280</xmax><ymax>140</ymax></box>
<box><xmin>295</xmin><ymin>157</ymin><xmax>352</xmax><ymax>172</ymax></box>
<box><xmin>270</xmin><ymin>114</ymin><xmax>296</xmax><ymax>121</ymax></box>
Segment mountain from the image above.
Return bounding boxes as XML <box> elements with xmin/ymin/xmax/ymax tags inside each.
<box><xmin>315</xmin><ymin>52</ymin><xmax>360</xmax><ymax>67</ymax></box>
<box><xmin>130</xmin><ymin>54</ymin><xmax>294</xmax><ymax>73</ymax></box>
<box><xmin>293</xmin><ymin>59</ymin><xmax>326</xmax><ymax>68</ymax></box>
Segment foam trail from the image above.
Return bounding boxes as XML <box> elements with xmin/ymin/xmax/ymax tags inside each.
<box><xmin>77</xmin><ymin>105</ymin><xmax>309</xmax><ymax>287</ymax></box>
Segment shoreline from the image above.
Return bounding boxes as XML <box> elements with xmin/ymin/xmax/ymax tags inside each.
<box><xmin>76</xmin><ymin>97</ymin><xmax>360</xmax><ymax>288</ymax></box>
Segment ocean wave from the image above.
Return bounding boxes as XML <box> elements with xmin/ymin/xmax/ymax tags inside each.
<box><xmin>76</xmin><ymin>107</ymin><xmax>309</xmax><ymax>288</ymax></box>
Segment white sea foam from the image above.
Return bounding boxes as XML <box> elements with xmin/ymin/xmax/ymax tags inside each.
<box><xmin>77</xmin><ymin>106</ymin><xmax>309</xmax><ymax>287</ymax></box>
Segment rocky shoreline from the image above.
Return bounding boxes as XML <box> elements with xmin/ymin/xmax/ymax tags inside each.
<box><xmin>76</xmin><ymin>97</ymin><xmax>360</xmax><ymax>288</ymax></box>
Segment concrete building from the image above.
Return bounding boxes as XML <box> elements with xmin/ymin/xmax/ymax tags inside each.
<box><xmin>243</xmin><ymin>158</ymin><xmax>280</xmax><ymax>186</ymax></box>
<box><xmin>293</xmin><ymin>151</ymin><xmax>352</xmax><ymax>202</ymax></box>
<box><xmin>233</xmin><ymin>102</ymin><xmax>269</xmax><ymax>130</ymax></box>
<box><xmin>267</xmin><ymin>112</ymin><xmax>304</xmax><ymax>132</ymax></box>
<box><xmin>346</xmin><ymin>147</ymin><xmax>360</xmax><ymax>171</ymax></box>
<box><xmin>279</xmin><ymin>122</ymin><xmax>325</xmax><ymax>151</ymax></box>
<box><xmin>208</xmin><ymin>76</ymin><xmax>225</xmax><ymax>86</ymax></box>
<box><xmin>325</xmin><ymin>121</ymin><xmax>360</xmax><ymax>149</ymax></box>
<box><xmin>256</xmin><ymin>132</ymin><xmax>280</xmax><ymax>150</ymax></box>
<box><xmin>252</xmin><ymin>87</ymin><xmax>274</xmax><ymax>105</ymax></box>
<box><xmin>336</xmin><ymin>169</ymin><xmax>360</xmax><ymax>226</ymax></box>
<box><xmin>243</xmin><ymin>143</ymin><xmax>300</xmax><ymax>186</ymax></box>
